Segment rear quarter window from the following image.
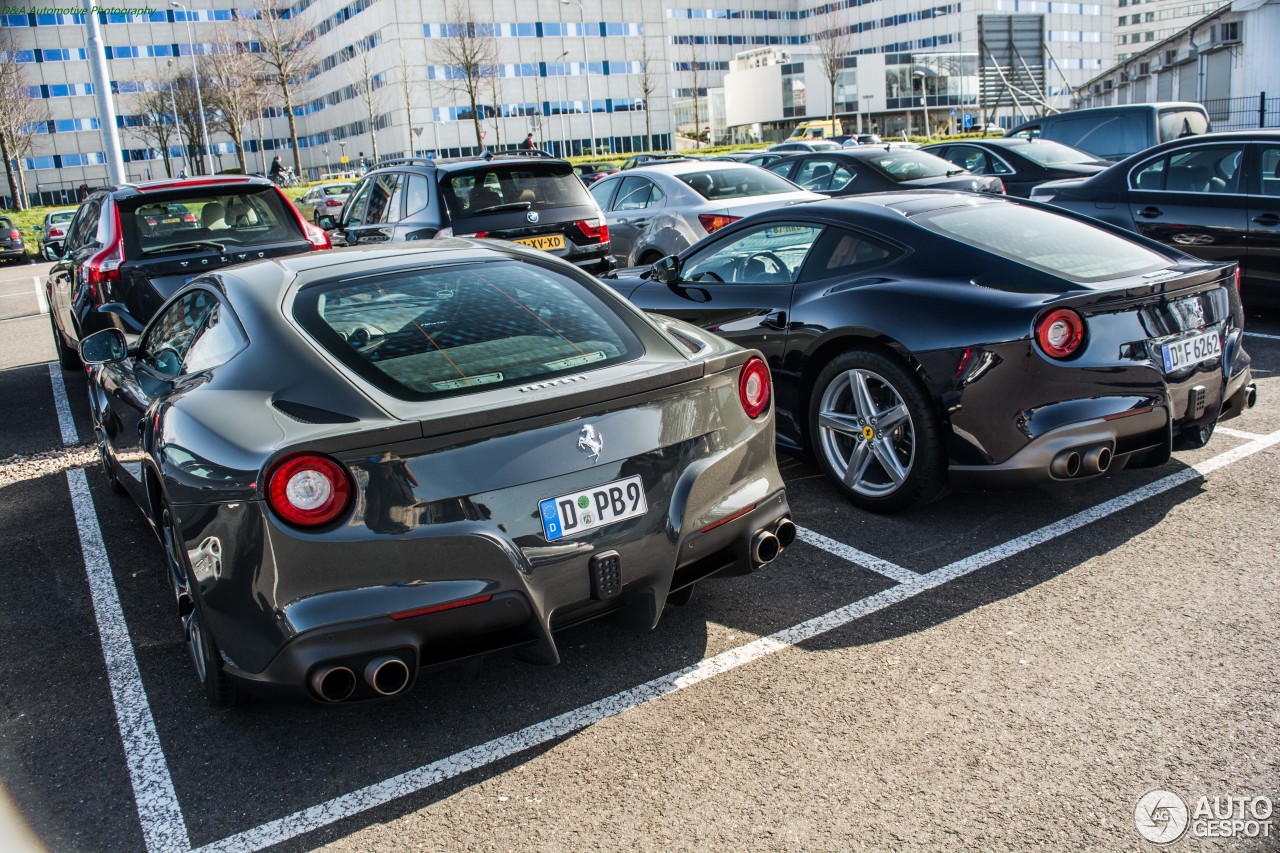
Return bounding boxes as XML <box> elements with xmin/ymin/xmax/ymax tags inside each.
<box><xmin>294</xmin><ymin>260</ymin><xmax>643</xmax><ymax>401</ymax></box>
<box><xmin>913</xmin><ymin>202</ymin><xmax>1168</xmax><ymax>283</ymax></box>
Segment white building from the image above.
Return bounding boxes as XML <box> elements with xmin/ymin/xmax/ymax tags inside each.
<box><xmin>1075</xmin><ymin>0</ymin><xmax>1280</xmax><ymax>130</ymax></box>
<box><xmin>3</xmin><ymin>0</ymin><xmax>1118</xmax><ymax>204</ymax></box>
<box><xmin>719</xmin><ymin>1</ymin><xmax>1118</xmax><ymax>142</ymax></box>
<box><xmin>1115</xmin><ymin>0</ymin><xmax>1229</xmax><ymax>62</ymax></box>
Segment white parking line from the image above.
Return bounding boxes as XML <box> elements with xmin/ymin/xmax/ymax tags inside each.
<box><xmin>67</xmin><ymin>468</ymin><xmax>190</xmax><ymax>853</ymax></box>
<box><xmin>47</xmin><ymin>364</ymin><xmax>79</xmax><ymax>446</ymax></box>
<box><xmin>796</xmin><ymin>527</ymin><xmax>917</xmax><ymax>584</ymax></box>
<box><xmin>1245</xmin><ymin>331</ymin><xmax>1280</xmax><ymax>341</ymax></box>
<box><xmin>33</xmin><ymin>276</ymin><xmax>47</xmax><ymax>315</ymax></box>
<box><xmin>1216</xmin><ymin>426</ymin><xmax>1265</xmax><ymax>441</ymax></box>
<box><xmin>191</xmin><ymin>430</ymin><xmax>1280</xmax><ymax>853</ymax></box>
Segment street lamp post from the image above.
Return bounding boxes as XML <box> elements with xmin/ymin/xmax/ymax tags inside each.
<box><xmin>170</xmin><ymin>1</ymin><xmax>215</xmax><ymax>175</ymax></box>
<box><xmin>559</xmin><ymin>0</ymin><xmax>598</xmax><ymax>156</ymax></box>
<box><xmin>913</xmin><ymin>68</ymin><xmax>931</xmax><ymax>141</ymax></box>
<box><xmin>165</xmin><ymin>58</ymin><xmax>184</xmax><ymax>177</ymax></box>
<box><xmin>554</xmin><ymin>50</ymin><xmax>569</xmax><ymax>157</ymax></box>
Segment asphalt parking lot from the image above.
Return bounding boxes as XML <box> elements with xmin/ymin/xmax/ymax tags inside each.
<box><xmin>1</xmin><ymin>258</ymin><xmax>1278</xmax><ymax>852</ymax></box>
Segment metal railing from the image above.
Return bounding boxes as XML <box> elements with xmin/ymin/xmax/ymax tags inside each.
<box><xmin>1202</xmin><ymin>93</ymin><xmax>1279</xmax><ymax>131</ymax></box>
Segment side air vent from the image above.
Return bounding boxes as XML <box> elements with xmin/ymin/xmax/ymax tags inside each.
<box><xmin>272</xmin><ymin>400</ymin><xmax>360</xmax><ymax>424</ymax></box>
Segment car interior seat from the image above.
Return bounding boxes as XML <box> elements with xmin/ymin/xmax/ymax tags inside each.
<box><xmin>468</xmin><ymin>186</ymin><xmax>503</xmax><ymax>212</ymax></box>
<box><xmin>687</xmin><ymin>174</ymin><xmax>714</xmax><ymax>197</ymax></box>
<box><xmin>200</xmin><ymin>202</ymin><xmax>227</xmax><ymax>230</ymax></box>
<box><xmin>1164</xmin><ymin>165</ymin><xmax>1213</xmax><ymax>193</ymax></box>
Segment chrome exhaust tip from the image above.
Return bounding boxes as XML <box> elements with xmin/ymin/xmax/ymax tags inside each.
<box><xmin>364</xmin><ymin>656</ymin><xmax>411</xmax><ymax>697</ymax></box>
<box><xmin>1050</xmin><ymin>450</ymin><xmax>1082</xmax><ymax>479</ymax></box>
<box><xmin>1246</xmin><ymin>384</ymin><xmax>1257</xmax><ymax>409</ymax></box>
<box><xmin>1081</xmin><ymin>445</ymin><xmax>1112</xmax><ymax>475</ymax></box>
<box><xmin>310</xmin><ymin>665</ymin><xmax>357</xmax><ymax>703</ymax></box>
<box><xmin>773</xmin><ymin>518</ymin><xmax>797</xmax><ymax>549</ymax></box>
<box><xmin>751</xmin><ymin>530</ymin><xmax>781</xmax><ymax>566</ymax></box>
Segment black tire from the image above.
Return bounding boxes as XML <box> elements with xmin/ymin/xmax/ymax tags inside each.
<box><xmin>809</xmin><ymin>348</ymin><xmax>948</xmax><ymax>513</ymax></box>
<box><xmin>162</xmin><ymin>504</ymin><xmax>248</xmax><ymax>708</ymax></box>
<box><xmin>95</xmin><ymin>432</ymin><xmax>125</xmax><ymax>494</ymax></box>
<box><xmin>636</xmin><ymin>251</ymin><xmax>665</xmax><ymax>267</ymax></box>
<box><xmin>50</xmin><ymin>314</ymin><xmax>80</xmax><ymax>371</ymax></box>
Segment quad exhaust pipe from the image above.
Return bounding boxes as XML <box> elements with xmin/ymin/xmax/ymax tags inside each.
<box><xmin>364</xmin><ymin>656</ymin><xmax>411</xmax><ymax>697</ymax></box>
<box><xmin>310</xmin><ymin>664</ymin><xmax>357</xmax><ymax>703</ymax></box>
<box><xmin>751</xmin><ymin>530</ymin><xmax>781</xmax><ymax>566</ymax></box>
<box><xmin>773</xmin><ymin>518</ymin><xmax>797</xmax><ymax>549</ymax></box>
<box><xmin>1051</xmin><ymin>445</ymin><xmax>1112</xmax><ymax>479</ymax></box>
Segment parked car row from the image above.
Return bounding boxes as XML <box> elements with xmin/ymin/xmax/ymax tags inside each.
<box><xmin>37</xmin><ymin>128</ymin><xmax>1262</xmax><ymax>708</ymax></box>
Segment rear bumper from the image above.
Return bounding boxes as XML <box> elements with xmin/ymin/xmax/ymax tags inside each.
<box><xmin>220</xmin><ymin>490</ymin><xmax>791</xmax><ymax>704</ymax></box>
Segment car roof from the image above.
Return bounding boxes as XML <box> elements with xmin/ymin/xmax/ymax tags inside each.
<box><xmin>624</xmin><ymin>159</ymin><xmax>772</xmax><ymax>176</ymax></box>
<box><xmin>362</xmin><ymin>152</ymin><xmax>571</xmax><ymax>175</ymax></box>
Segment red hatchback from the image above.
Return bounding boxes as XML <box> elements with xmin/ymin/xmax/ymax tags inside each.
<box><xmin>46</xmin><ymin>175</ymin><xmax>329</xmax><ymax>369</ymax></box>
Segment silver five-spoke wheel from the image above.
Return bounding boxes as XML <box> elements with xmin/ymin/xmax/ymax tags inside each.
<box><xmin>818</xmin><ymin>368</ymin><xmax>916</xmax><ymax>497</ymax></box>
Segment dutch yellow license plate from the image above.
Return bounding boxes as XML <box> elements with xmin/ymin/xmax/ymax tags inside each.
<box><xmin>513</xmin><ymin>234</ymin><xmax>566</xmax><ymax>252</ymax></box>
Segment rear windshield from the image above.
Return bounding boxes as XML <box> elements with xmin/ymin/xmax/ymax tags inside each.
<box><xmin>294</xmin><ymin>260</ymin><xmax>643</xmax><ymax>401</ymax></box>
<box><xmin>1158</xmin><ymin>109</ymin><xmax>1210</xmax><ymax>143</ymax></box>
<box><xmin>322</xmin><ymin>184</ymin><xmax>354</xmax><ymax>196</ymax></box>
<box><xmin>442</xmin><ymin>164</ymin><xmax>594</xmax><ymax>220</ymax></box>
<box><xmin>50</xmin><ymin>211</ymin><xmax>76</xmax><ymax>223</ymax></box>
<box><xmin>1011</xmin><ymin>140</ymin><xmax>1108</xmax><ymax>167</ymax></box>
<box><xmin>912</xmin><ymin>202</ymin><xmax>1168</xmax><ymax>283</ymax></box>
<box><xmin>677</xmin><ymin>167</ymin><xmax>801</xmax><ymax>200</ymax></box>
<box><xmin>120</xmin><ymin>187</ymin><xmax>301</xmax><ymax>257</ymax></box>
<box><xmin>860</xmin><ymin>150</ymin><xmax>958</xmax><ymax>180</ymax></box>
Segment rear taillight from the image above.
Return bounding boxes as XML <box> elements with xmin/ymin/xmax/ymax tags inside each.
<box><xmin>266</xmin><ymin>453</ymin><xmax>351</xmax><ymax>527</ymax></box>
<box><xmin>85</xmin><ymin>205</ymin><xmax>125</xmax><ymax>299</ymax></box>
<box><xmin>738</xmin><ymin>357</ymin><xmax>771</xmax><ymax>419</ymax></box>
<box><xmin>303</xmin><ymin>220</ymin><xmax>331</xmax><ymax>250</ymax></box>
<box><xmin>49</xmin><ymin>228</ymin><xmax>65</xmax><ymax>238</ymax></box>
<box><xmin>698</xmin><ymin>214</ymin><xmax>740</xmax><ymax>234</ymax></box>
<box><xmin>7</xmin><ymin>229</ymin><xmax>18</xmax><ymax>240</ymax></box>
<box><xmin>995</xmin><ymin>180</ymin><xmax>1006</xmax><ymax>194</ymax></box>
<box><xmin>325</xmin><ymin>199</ymin><xmax>343</xmax><ymax>207</ymax></box>
<box><xmin>575</xmin><ymin>219</ymin><xmax>608</xmax><ymax>244</ymax></box>
<box><xmin>1035</xmin><ymin>308</ymin><xmax>1085</xmax><ymax>359</ymax></box>
<box><xmin>1234</xmin><ymin>265</ymin><xmax>1241</xmax><ymax>293</ymax></box>
<box><xmin>182</xmin><ymin>213</ymin><xmax>197</xmax><ymax>223</ymax></box>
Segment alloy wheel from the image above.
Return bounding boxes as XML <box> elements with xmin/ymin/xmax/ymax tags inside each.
<box><xmin>817</xmin><ymin>368</ymin><xmax>916</xmax><ymax>497</ymax></box>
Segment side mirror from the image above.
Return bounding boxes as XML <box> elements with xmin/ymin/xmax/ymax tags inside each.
<box><xmin>42</xmin><ymin>244</ymin><xmax>61</xmax><ymax>261</ymax></box>
<box><xmin>317</xmin><ymin>214</ymin><xmax>337</xmax><ymax>230</ymax></box>
<box><xmin>650</xmin><ymin>254</ymin><xmax>681</xmax><ymax>286</ymax></box>
<box><xmin>79</xmin><ymin>328</ymin><xmax>128</xmax><ymax>365</ymax></box>
<box><xmin>32</xmin><ymin>225</ymin><xmax>42</xmax><ymax>232</ymax></box>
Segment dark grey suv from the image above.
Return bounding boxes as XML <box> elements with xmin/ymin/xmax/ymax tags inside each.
<box><xmin>321</xmin><ymin>152</ymin><xmax>616</xmax><ymax>274</ymax></box>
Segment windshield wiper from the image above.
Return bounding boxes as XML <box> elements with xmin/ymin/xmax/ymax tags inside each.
<box><xmin>469</xmin><ymin>201</ymin><xmax>533</xmax><ymax>215</ymax></box>
<box><xmin>144</xmin><ymin>241</ymin><xmax>226</xmax><ymax>255</ymax></box>
<box><xmin>945</xmin><ymin>169</ymin><xmax>968</xmax><ymax>177</ymax></box>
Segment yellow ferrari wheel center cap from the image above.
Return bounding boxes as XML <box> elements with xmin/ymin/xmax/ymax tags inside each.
<box><xmin>862</xmin><ymin>425</ymin><xmax>876</xmax><ymax>440</ymax></box>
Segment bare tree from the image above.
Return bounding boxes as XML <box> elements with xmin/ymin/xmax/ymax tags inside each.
<box><xmin>431</xmin><ymin>0</ymin><xmax>498</xmax><ymax>151</ymax></box>
<box><xmin>397</xmin><ymin>41</ymin><xmax>415</xmax><ymax>155</ymax></box>
<box><xmin>687</xmin><ymin>48</ymin><xmax>702</xmax><ymax>143</ymax></box>
<box><xmin>486</xmin><ymin>72</ymin><xmax>503</xmax><ymax>150</ymax></box>
<box><xmin>638</xmin><ymin>41</ymin><xmax>656</xmax><ymax>150</ymax></box>
<box><xmin>167</xmin><ymin>70</ymin><xmax>210</xmax><ymax>174</ymax></box>
<box><xmin>347</xmin><ymin>42</ymin><xmax>384</xmax><ymax>163</ymax></box>
<box><xmin>249</xmin><ymin>1</ymin><xmax>316</xmax><ymax>172</ymax></box>
<box><xmin>814</xmin><ymin>16</ymin><xmax>853</xmax><ymax>135</ymax></box>
<box><xmin>129</xmin><ymin>85</ymin><xmax>180</xmax><ymax>178</ymax></box>
<box><xmin>0</xmin><ymin>31</ymin><xmax>48</xmax><ymax>209</ymax></box>
<box><xmin>203</xmin><ymin>27</ymin><xmax>263</xmax><ymax>173</ymax></box>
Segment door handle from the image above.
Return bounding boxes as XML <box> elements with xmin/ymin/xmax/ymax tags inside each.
<box><xmin>632</xmin><ymin>219</ymin><xmax>648</xmax><ymax>227</ymax></box>
<box><xmin>1137</xmin><ymin>207</ymin><xmax>1164</xmax><ymax>219</ymax></box>
<box><xmin>763</xmin><ymin>311</ymin><xmax>788</xmax><ymax>330</ymax></box>
<box><xmin>1252</xmin><ymin>214</ymin><xmax>1280</xmax><ymax>226</ymax></box>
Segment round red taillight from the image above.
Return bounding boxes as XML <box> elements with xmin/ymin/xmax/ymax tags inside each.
<box><xmin>738</xmin><ymin>357</ymin><xmax>772</xmax><ymax>419</ymax></box>
<box><xmin>266</xmin><ymin>453</ymin><xmax>351</xmax><ymax>527</ymax></box>
<box><xmin>1035</xmin><ymin>308</ymin><xmax>1086</xmax><ymax>359</ymax></box>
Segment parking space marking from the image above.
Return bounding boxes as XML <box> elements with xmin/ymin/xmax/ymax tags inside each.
<box><xmin>190</xmin><ymin>431</ymin><xmax>1280</xmax><ymax>853</ymax></box>
<box><xmin>33</xmin><ymin>277</ymin><xmax>47</xmax><ymax>315</ymax></box>
<box><xmin>796</xmin><ymin>527</ymin><xmax>917</xmax><ymax>583</ymax></box>
<box><xmin>1216</xmin><ymin>426</ymin><xmax>1265</xmax><ymax>441</ymax></box>
<box><xmin>67</xmin><ymin>467</ymin><xmax>190</xmax><ymax>853</ymax></box>
<box><xmin>48</xmin><ymin>364</ymin><xmax>79</xmax><ymax>446</ymax></box>
<box><xmin>1245</xmin><ymin>331</ymin><xmax>1280</xmax><ymax>341</ymax></box>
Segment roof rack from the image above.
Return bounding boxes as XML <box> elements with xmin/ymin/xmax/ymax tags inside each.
<box><xmin>485</xmin><ymin>148</ymin><xmax>555</xmax><ymax>158</ymax></box>
<box><xmin>375</xmin><ymin>157</ymin><xmax>438</xmax><ymax>168</ymax></box>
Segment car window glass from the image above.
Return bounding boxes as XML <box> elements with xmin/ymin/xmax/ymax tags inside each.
<box><xmin>1131</xmin><ymin>146</ymin><xmax>1244</xmax><ymax>193</ymax></box>
<box><xmin>343</xmin><ymin>178</ymin><xmax>374</xmax><ymax>225</ymax></box>
<box><xmin>1052</xmin><ymin>114</ymin><xmax>1146</xmax><ymax>159</ymax></box>
<box><xmin>141</xmin><ymin>289</ymin><xmax>218</xmax><ymax>378</ymax></box>
<box><xmin>614</xmin><ymin>177</ymin><xmax>654</xmax><ymax>211</ymax></box>
<box><xmin>1010</xmin><ymin>126</ymin><xmax>1041</xmax><ymax>140</ymax></box>
<box><xmin>944</xmin><ymin>146</ymin><xmax>987</xmax><ymax>174</ymax></box>
<box><xmin>294</xmin><ymin>260</ymin><xmax>643</xmax><ymax>402</ymax></box>
<box><xmin>677</xmin><ymin>167</ymin><xmax>800</xmax><ymax>200</ymax></box>
<box><xmin>405</xmin><ymin>174</ymin><xmax>431</xmax><ymax>219</ymax></box>
<box><xmin>765</xmin><ymin>160</ymin><xmax>795</xmax><ymax>179</ymax></box>
<box><xmin>827</xmin><ymin>165</ymin><xmax>858</xmax><ymax>192</ymax></box>
<box><xmin>683</xmin><ymin>223</ymin><xmax>824</xmax><ymax>285</ymax></box>
<box><xmin>800</xmin><ymin>227</ymin><xmax>898</xmax><ymax>281</ymax></box>
<box><xmin>183</xmin><ymin>301</ymin><xmax>247</xmax><ymax>373</ymax></box>
<box><xmin>122</xmin><ymin>189</ymin><xmax>301</xmax><ymax>255</ymax></box>
<box><xmin>1259</xmin><ymin>147</ymin><xmax>1280</xmax><ymax>197</ymax></box>
<box><xmin>69</xmin><ymin>200</ymin><xmax>101</xmax><ymax>250</ymax></box>
<box><xmin>444</xmin><ymin>163</ymin><xmax>594</xmax><ymax>220</ymax></box>
<box><xmin>793</xmin><ymin>159</ymin><xmax>837</xmax><ymax>191</ymax></box>
<box><xmin>589</xmin><ymin>178</ymin><xmax>617</xmax><ymax>209</ymax></box>
<box><xmin>365</xmin><ymin>173</ymin><xmax>404</xmax><ymax>224</ymax></box>
<box><xmin>1157</xmin><ymin>109</ymin><xmax>1209</xmax><ymax>143</ymax></box>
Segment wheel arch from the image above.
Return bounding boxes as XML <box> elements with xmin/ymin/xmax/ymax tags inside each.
<box><xmin>796</xmin><ymin>328</ymin><xmax>940</xmax><ymax>450</ymax></box>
